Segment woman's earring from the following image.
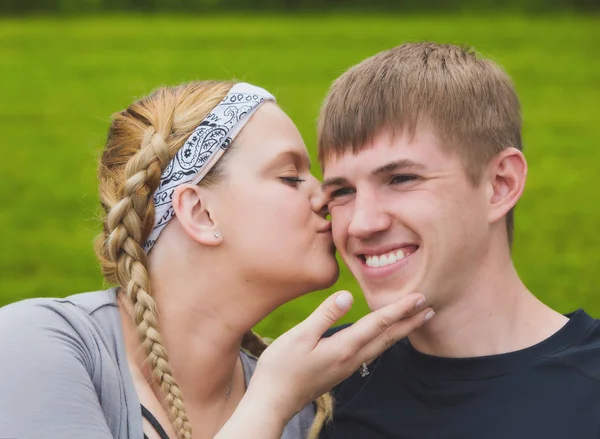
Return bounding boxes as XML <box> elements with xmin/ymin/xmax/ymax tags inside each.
<box><xmin>214</xmin><ymin>231</ymin><xmax>221</xmax><ymax>238</ymax></box>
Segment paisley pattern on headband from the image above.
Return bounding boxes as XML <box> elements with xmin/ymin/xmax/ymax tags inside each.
<box><xmin>143</xmin><ymin>83</ymin><xmax>275</xmax><ymax>252</ymax></box>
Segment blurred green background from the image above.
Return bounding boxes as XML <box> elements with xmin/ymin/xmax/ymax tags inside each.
<box><xmin>1</xmin><ymin>4</ymin><xmax>599</xmax><ymax>338</ymax></box>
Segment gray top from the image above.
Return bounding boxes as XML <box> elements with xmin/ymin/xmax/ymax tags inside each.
<box><xmin>0</xmin><ymin>289</ymin><xmax>314</xmax><ymax>439</ymax></box>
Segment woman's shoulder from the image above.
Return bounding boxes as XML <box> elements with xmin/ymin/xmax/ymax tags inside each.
<box><xmin>0</xmin><ymin>288</ymin><xmax>118</xmax><ymax>326</ymax></box>
<box><xmin>0</xmin><ymin>288</ymin><xmax>120</xmax><ymax>357</ymax></box>
<box><xmin>0</xmin><ymin>289</ymin><xmax>137</xmax><ymax>439</ymax></box>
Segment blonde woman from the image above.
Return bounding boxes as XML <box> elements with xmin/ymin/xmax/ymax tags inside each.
<box><xmin>0</xmin><ymin>81</ymin><xmax>433</xmax><ymax>439</ymax></box>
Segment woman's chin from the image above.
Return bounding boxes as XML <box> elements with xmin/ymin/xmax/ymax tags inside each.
<box><xmin>310</xmin><ymin>261</ymin><xmax>340</xmax><ymax>291</ymax></box>
<box><xmin>287</xmin><ymin>262</ymin><xmax>339</xmax><ymax>297</ymax></box>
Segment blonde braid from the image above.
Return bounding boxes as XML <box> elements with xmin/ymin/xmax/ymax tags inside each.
<box><xmin>241</xmin><ymin>331</ymin><xmax>334</xmax><ymax>439</ymax></box>
<box><xmin>105</xmin><ymin>128</ymin><xmax>193</xmax><ymax>439</ymax></box>
<box><xmin>96</xmin><ymin>81</ymin><xmax>235</xmax><ymax>439</ymax></box>
<box><xmin>308</xmin><ymin>393</ymin><xmax>334</xmax><ymax>439</ymax></box>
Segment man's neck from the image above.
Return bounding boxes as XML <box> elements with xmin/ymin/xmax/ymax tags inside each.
<box><xmin>409</xmin><ymin>263</ymin><xmax>568</xmax><ymax>358</ymax></box>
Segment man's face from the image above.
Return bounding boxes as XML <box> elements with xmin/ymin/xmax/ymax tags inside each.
<box><xmin>322</xmin><ymin>128</ymin><xmax>490</xmax><ymax>310</ymax></box>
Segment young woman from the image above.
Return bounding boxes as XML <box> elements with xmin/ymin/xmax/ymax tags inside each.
<box><xmin>0</xmin><ymin>81</ymin><xmax>433</xmax><ymax>439</ymax></box>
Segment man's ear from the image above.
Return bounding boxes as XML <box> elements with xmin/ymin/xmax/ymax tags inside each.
<box><xmin>486</xmin><ymin>147</ymin><xmax>527</xmax><ymax>224</ymax></box>
<box><xmin>171</xmin><ymin>184</ymin><xmax>223</xmax><ymax>246</ymax></box>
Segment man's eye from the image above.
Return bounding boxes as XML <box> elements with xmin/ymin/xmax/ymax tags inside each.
<box><xmin>280</xmin><ymin>177</ymin><xmax>306</xmax><ymax>186</ymax></box>
<box><xmin>330</xmin><ymin>187</ymin><xmax>355</xmax><ymax>199</ymax></box>
<box><xmin>390</xmin><ymin>174</ymin><xmax>418</xmax><ymax>185</ymax></box>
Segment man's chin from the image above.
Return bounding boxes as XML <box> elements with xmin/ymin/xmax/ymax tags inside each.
<box><xmin>363</xmin><ymin>288</ymin><xmax>412</xmax><ymax>311</ymax></box>
<box><xmin>357</xmin><ymin>268</ymin><xmax>424</xmax><ymax>311</ymax></box>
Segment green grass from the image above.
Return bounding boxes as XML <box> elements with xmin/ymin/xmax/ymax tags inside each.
<box><xmin>1</xmin><ymin>14</ymin><xmax>599</xmax><ymax>337</ymax></box>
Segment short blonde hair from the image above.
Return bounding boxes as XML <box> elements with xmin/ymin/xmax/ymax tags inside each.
<box><xmin>318</xmin><ymin>42</ymin><xmax>522</xmax><ymax>244</ymax></box>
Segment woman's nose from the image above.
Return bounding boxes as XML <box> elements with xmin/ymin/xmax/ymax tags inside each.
<box><xmin>310</xmin><ymin>179</ymin><xmax>330</xmax><ymax>218</ymax></box>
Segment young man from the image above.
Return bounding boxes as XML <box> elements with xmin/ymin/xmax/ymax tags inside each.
<box><xmin>318</xmin><ymin>42</ymin><xmax>600</xmax><ymax>438</ymax></box>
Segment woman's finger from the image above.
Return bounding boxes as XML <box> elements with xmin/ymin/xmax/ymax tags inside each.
<box><xmin>331</xmin><ymin>293</ymin><xmax>426</xmax><ymax>352</ymax></box>
<box><xmin>356</xmin><ymin>307</ymin><xmax>434</xmax><ymax>362</ymax></box>
<box><xmin>289</xmin><ymin>290</ymin><xmax>354</xmax><ymax>340</ymax></box>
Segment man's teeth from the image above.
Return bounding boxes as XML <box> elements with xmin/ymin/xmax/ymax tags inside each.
<box><xmin>365</xmin><ymin>250</ymin><xmax>407</xmax><ymax>268</ymax></box>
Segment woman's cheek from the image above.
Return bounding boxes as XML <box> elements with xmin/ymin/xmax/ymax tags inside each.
<box><xmin>283</xmin><ymin>195</ymin><xmax>309</xmax><ymax>220</ymax></box>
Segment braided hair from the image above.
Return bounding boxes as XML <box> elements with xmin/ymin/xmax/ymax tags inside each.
<box><xmin>95</xmin><ymin>81</ymin><xmax>332</xmax><ymax>439</ymax></box>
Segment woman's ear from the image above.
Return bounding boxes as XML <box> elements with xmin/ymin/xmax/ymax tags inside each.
<box><xmin>171</xmin><ymin>184</ymin><xmax>223</xmax><ymax>246</ymax></box>
<box><xmin>486</xmin><ymin>147</ymin><xmax>528</xmax><ymax>224</ymax></box>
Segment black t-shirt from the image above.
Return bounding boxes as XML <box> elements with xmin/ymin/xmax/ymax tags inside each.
<box><xmin>321</xmin><ymin>310</ymin><xmax>600</xmax><ymax>439</ymax></box>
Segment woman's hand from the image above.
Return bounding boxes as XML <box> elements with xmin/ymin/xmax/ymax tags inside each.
<box><xmin>246</xmin><ymin>291</ymin><xmax>434</xmax><ymax>424</ymax></box>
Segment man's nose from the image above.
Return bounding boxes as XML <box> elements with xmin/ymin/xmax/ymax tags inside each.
<box><xmin>347</xmin><ymin>192</ymin><xmax>391</xmax><ymax>239</ymax></box>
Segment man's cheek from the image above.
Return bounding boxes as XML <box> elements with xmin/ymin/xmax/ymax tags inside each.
<box><xmin>329</xmin><ymin>214</ymin><xmax>343</xmax><ymax>239</ymax></box>
<box><xmin>331</xmin><ymin>227</ymin><xmax>346</xmax><ymax>251</ymax></box>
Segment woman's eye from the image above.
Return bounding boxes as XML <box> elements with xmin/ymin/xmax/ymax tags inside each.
<box><xmin>280</xmin><ymin>176</ymin><xmax>306</xmax><ymax>186</ymax></box>
<box><xmin>390</xmin><ymin>174</ymin><xmax>418</xmax><ymax>185</ymax></box>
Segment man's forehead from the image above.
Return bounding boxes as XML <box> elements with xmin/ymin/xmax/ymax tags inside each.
<box><xmin>321</xmin><ymin>127</ymin><xmax>444</xmax><ymax>179</ymax></box>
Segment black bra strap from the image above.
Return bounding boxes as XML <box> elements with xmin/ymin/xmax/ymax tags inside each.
<box><xmin>141</xmin><ymin>404</ymin><xmax>171</xmax><ymax>439</ymax></box>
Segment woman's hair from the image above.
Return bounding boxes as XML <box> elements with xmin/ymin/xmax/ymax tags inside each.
<box><xmin>95</xmin><ymin>80</ymin><xmax>332</xmax><ymax>439</ymax></box>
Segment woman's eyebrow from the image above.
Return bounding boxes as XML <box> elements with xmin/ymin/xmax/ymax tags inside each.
<box><xmin>270</xmin><ymin>150</ymin><xmax>311</xmax><ymax>170</ymax></box>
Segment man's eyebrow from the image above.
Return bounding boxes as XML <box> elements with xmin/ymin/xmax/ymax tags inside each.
<box><xmin>322</xmin><ymin>177</ymin><xmax>349</xmax><ymax>190</ymax></box>
<box><xmin>372</xmin><ymin>159</ymin><xmax>425</xmax><ymax>176</ymax></box>
<box><xmin>322</xmin><ymin>160</ymin><xmax>425</xmax><ymax>190</ymax></box>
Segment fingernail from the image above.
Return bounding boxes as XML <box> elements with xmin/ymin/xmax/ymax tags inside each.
<box><xmin>424</xmin><ymin>310</ymin><xmax>435</xmax><ymax>322</ymax></box>
<box><xmin>335</xmin><ymin>292</ymin><xmax>353</xmax><ymax>309</ymax></box>
<box><xmin>415</xmin><ymin>297</ymin><xmax>427</xmax><ymax>310</ymax></box>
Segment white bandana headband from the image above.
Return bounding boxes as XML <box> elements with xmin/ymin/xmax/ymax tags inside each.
<box><xmin>143</xmin><ymin>82</ymin><xmax>275</xmax><ymax>252</ymax></box>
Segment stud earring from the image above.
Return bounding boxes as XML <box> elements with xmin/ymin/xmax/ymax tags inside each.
<box><xmin>214</xmin><ymin>231</ymin><xmax>221</xmax><ymax>238</ymax></box>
